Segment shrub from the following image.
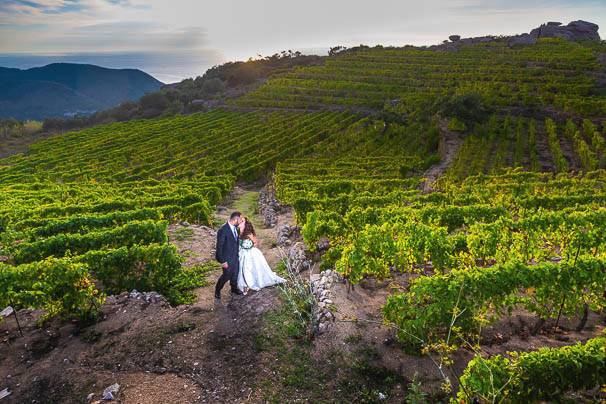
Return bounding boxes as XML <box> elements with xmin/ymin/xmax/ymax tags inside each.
<box><xmin>202</xmin><ymin>78</ymin><xmax>225</xmax><ymax>94</ymax></box>
<box><xmin>437</xmin><ymin>92</ymin><xmax>494</xmax><ymax>127</ymax></box>
<box><xmin>457</xmin><ymin>336</ymin><xmax>606</xmax><ymax>403</ymax></box>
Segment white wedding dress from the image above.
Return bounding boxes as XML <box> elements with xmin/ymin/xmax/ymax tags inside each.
<box><xmin>237</xmin><ymin>238</ymin><xmax>286</xmax><ymax>292</ymax></box>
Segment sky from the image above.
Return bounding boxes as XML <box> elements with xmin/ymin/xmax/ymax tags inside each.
<box><xmin>0</xmin><ymin>0</ymin><xmax>604</xmax><ymax>82</ymax></box>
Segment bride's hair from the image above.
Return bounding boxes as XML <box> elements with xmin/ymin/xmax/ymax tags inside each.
<box><xmin>240</xmin><ymin>217</ymin><xmax>256</xmax><ymax>239</ymax></box>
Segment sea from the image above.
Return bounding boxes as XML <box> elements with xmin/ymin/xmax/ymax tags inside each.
<box><xmin>0</xmin><ymin>48</ymin><xmax>329</xmax><ymax>84</ymax></box>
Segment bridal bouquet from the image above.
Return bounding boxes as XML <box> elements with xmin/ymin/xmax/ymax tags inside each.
<box><xmin>240</xmin><ymin>239</ymin><xmax>253</xmax><ymax>249</ymax></box>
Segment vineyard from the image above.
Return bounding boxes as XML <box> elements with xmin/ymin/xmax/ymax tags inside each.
<box><xmin>235</xmin><ymin>38</ymin><xmax>606</xmax><ymax>117</ymax></box>
<box><xmin>274</xmin><ymin>159</ymin><xmax>606</xmax><ymax>400</ymax></box>
<box><xmin>2</xmin><ymin>33</ymin><xmax>606</xmax><ymax>403</ymax></box>
<box><xmin>447</xmin><ymin>116</ymin><xmax>606</xmax><ymax>178</ymax></box>
<box><xmin>0</xmin><ymin>110</ymin><xmax>363</xmax><ymax>319</ymax></box>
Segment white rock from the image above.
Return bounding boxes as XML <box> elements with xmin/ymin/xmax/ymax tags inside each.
<box><xmin>102</xmin><ymin>383</ymin><xmax>120</xmax><ymax>401</ymax></box>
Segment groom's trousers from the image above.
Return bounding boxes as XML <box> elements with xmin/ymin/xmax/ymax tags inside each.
<box><xmin>215</xmin><ymin>223</ymin><xmax>240</xmax><ymax>296</ymax></box>
<box><xmin>215</xmin><ymin>258</ymin><xmax>239</xmax><ymax>294</ymax></box>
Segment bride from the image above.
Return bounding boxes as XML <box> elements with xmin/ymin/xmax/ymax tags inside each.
<box><xmin>237</xmin><ymin>217</ymin><xmax>286</xmax><ymax>294</ymax></box>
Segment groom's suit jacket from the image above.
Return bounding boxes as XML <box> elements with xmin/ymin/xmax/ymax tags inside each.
<box><xmin>215</xmin><ymin>222</ymin><xmax>239</xmax><ymax>270</ymax></box>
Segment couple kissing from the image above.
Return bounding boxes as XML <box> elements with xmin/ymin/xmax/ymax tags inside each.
<box><xmin>214</xmin><ymin>211</ymin><xmax>285</xmax><ymax>299</ymax></box>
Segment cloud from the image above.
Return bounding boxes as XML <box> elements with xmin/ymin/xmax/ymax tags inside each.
<box><xmin>0</xmin><ymin>0</ymin><xmax>604</xmax><ymax>58</ymax></box>
<box><xmin>0</xmin><ymin>0</ymin><xmax>86</xmax><ymax>14</ymax></box>
<box><xmin>0</xmin><ymin>0</ymin><xmax>207</xmax><ymax>53</ymax></box>
<box><xmin>57</xmin><ymin>22</ymin><xmax>209</xmax><ymax>52</ymax></box>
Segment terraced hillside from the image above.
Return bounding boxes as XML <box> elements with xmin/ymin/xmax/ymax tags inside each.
<box><xmin>1</xmin><ymin>32</ymin><xmax>606</xmax><ymax>403</ymax></box>
<box><xmin>235</xmin><ymin>39</ymin><xmax>606</xmax><ymax>117</ymax></box>
<box><xmin>245</xmin><ymin>36</ymin><xmax>606</xmax><ymax>401</ymax></box>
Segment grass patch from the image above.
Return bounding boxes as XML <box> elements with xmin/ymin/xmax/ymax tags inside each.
<box><xmin>253</xmin><ymin>291</ymin><xmax>407</xmax><ymax>403</ymax></box>
<box><xmin>273</xmin><ymin>259</ymin><xmax>288</xmax><ymax>277</ymax></box>
<box><xmin>173</xmin><ymin>226</ymin><xmax>194</xmax><ymax>241</ymax></box>
<box><xmin>255</xmin><ymin>303</ymin><xmax>327</xmax><ymax>401</ymax></box>
<box><xmin>180</xmin><ymin>250</ymin><xmax>200</xmax><ymax>258</ymax></box>
<box><xmin>233</xmin><ymin>191</ymin><xmax>261</xmax><ymax>225</ymax></box>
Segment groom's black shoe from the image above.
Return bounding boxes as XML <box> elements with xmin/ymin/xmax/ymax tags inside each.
<box><xmin>231</xmin><ymin>289</ymin><xmax>244</xmax><ymax>295</ymax></box>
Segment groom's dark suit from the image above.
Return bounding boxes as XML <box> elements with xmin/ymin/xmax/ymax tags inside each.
<box><xmin>215</xmin><ymin>222</ymin><xmax>240</xmax><ymax>297</ymax></box>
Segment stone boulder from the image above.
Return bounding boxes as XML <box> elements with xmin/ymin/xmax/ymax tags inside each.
<box><xmin>508</xmin><ymin>33</ymin><xmax>537</xmax><ymax>47</ymax></box>
<box><xmin>530</xmin><ymin>20</ymin><xmax>600</xmax><ymax>41</ymax></box>
<box><xmin>276</xmin><ymin>224</ymin><xmax>292</xmax><ymax>246</ymax></box>
<box><xmin>435</xmin><ymin>20</ymin><xmax>600</xmax><ymax>52</ymax></box>
<box><xmin>287</xmin><ymin>242</ymin><xmax>311</xmax><ymax>273</ymax></box>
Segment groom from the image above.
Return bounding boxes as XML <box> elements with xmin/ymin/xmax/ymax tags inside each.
<box><xmin>215</xmin><ymin>211</ymin><xmax>244</xmax><ymax>299</ymax></box>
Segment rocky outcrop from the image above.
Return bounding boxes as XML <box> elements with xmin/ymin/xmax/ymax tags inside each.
<box><xmin>127</xmin><ymin>289</ymin><xmax>166</xmax><ymax>304</ymax></box>
<box><xmin>530</xmin><ymin>20</ymin><xmax>600</xmax><ymax>42</ymax></box>
<box><xmin>429</xmin><ymin>35</ymin><xmax>496</xmax><ymax>51</ymax></box>
<box><xmin>438</xmin><ymin>20</ymin><xmax>600</xmax><ymax>50</ymax></box>
<box><xmin>508</xmin><ymin>33</ymin><xmax>537</xmax><ymax>47</ymax></box>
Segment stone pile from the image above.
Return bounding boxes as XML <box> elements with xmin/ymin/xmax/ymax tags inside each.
<box><xmin>287</xmin><ymin>242</ymin><xmax>312</xmax><ymax>273</ymax></box>
<box><xmin>128</xmin><ymin>289</ymin><xmax>166</xmax><ymax>304</ymax></box>
<box><xmin>276</xmin><ymin>224</ymin><xmax>301</xmax><ymax>246</ymax></box>
<box><xmin>259</xmin><ymin>185</ymin><xmax>279</xmax><ymax>228</ymax></box>
<box><xmin>310</xmin><ymin>270</ymin><xmax>339</xmax><ymax>334</ymax></box>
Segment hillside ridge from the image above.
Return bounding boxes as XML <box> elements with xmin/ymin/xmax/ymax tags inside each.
<box><xmin>0</xmin><ymin>63</ymin><xmax>163</xmax><ymax>120</ymax></box>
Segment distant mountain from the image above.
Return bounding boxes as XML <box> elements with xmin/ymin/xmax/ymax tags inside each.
<box><xmin>0</xmin><ymin>63</ymin><xmax>163</xmax><ymax>120</ymax></box>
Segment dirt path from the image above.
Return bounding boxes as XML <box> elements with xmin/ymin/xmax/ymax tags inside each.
<box><xmin>0</xmin><ymin>185</ymin><xmax>297</xmax><ymax>403</ymax></box>
<box><xmin>420</xmin><ymin>122</ymin><xmax>463</xmax><ymax>192</ymax></box>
